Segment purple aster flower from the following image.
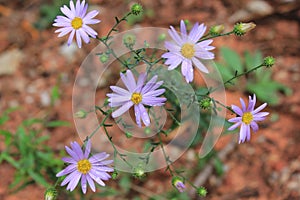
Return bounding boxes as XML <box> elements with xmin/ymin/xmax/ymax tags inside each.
<box><xmin>162</xmin><ymin>20</ymin><xmax>215</xmax><ymax>83</ymax></box>
<box><xmin>53</xmin><ymin>0</ymin><xmax>100</xmax><ymax>48</ymax></box>
<box><xmin>56</xmin><ymin>140</ymin><xmax>113</xmax><ymax>193</ymax></box>
<box><xmin>228</xmin><ymin>94</ymin><xmax>269</xmax><ymax>143</ymax></box>
<box><xmin>107</xmin><ymin>70</ymin><xmax>166</xmax><ymax>127</ymax></box>
<box><xmin>172</xmin><ymin>176</ymin><xmax>185</xmax><ymax>193</ymax></box>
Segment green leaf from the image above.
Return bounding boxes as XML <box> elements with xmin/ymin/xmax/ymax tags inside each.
<box><xmin>119</xmin><ymin>175</ymin><xmax>131</xmax><ymax>193</ymax></box>
<box><xmin>45</xmin><ymin>120</ymin><xmax>70</xmax><ymax>127</ymax></box>
<box><xmin>0</xmin><ymin>130</ymin><xmax>12</xmax><ymax>146</ymax></box>
<box><xmin>51</xmin><ymin>85</ymin><xmax>60</xmax><ymax>104</ymax></box>
<box><xmin>220</xmin><ymin>47</ymin><xmax>243</xmax><ymax>73</ymax></box>
<box><xmin>28</xmin><ymin>170</ymin><xmax>49</xmax><ymax>187</ymax></box>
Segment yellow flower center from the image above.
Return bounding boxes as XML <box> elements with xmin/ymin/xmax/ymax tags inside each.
<box><xmin>71</xmin><ymin>17</ymin><xmax>83</xmax><ymax>29</ymax></box>
<box><xmin>242</xmin><ymin>112</ymin><xmax>253</xmax><ymax>125</ymax></box>
<box><xmin>131</xmin><ymin>93</ymin><xmax>142</xmax><ymax>104</ymax></box>
<box><xmin>181</xmin><ymin>43</ymin><xmax>195</xmax><ymax>59</ymax></box>
<box><xmin>77</xmin><ymin>159</ymin><xmax>91</xmax><ymax>174</ymax></box>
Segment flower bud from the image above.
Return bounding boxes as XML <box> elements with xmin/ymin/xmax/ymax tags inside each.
<box><xmin>44</xmin><ymin>188</ymin><xmax>57</xmax><ymax>200</ymax></box>
<box><xmin>144</xmin><ymin>127</ymin><xmax>151</xmax><ymax>135</ymax></box>
<box><xmin>209</xmin><ymin>24</ymin><xmax>225</xmax><ymax>36</ymax></box>
<box><xmin>199</xmin><ymin>98</ymin><xmax>211</xmax><ymax>110</ymax></box>
<box><xmin>125</xmin><ymin>131</ymin><xmax>133</xmax><ymax>138</ymax></box>
<box><xmin>123</xmin><ymin>34</ymin><xmax>136</xmax><ymax>49</ymax></box>
<box><xmin>263</xmin><ymin>56</ymin><xmax>275</xmax><ymax>68</ymax></box>
<box><xmin>133</xmin><ymin>165</ymin><xmax>146</xmax><ymax>178</ymax></box>
<box><xmin>233</xmin><ymin>22</ymin><xmax>256</xmax><ymax>36</ymax></box>
<box><xmin>131</xmin><ymin>3</ymin><xmax>143</xmax><ymax>15</ymax></box>
<box><xmin>197</xmin><ymin>186</ymin><xmax>207</xmax><ymax>197</ymax></box>
<box><xmin>111</xmin><ymin>170</ymin><xmax>118</xmax><ymax>179</ymax></box>
<box><xmin>158</xmin><ymin>33</ymin><xmax>166</xmax><ymax>42</ymax></box>
<box><xmin>74</xmin><ymin>110</ymin><xmax>87</xmax><ymax>119</ymax></box>
<box><xmin>172</xmin><ymin>176</ymin><xmax>185</xmax><ymax>193</ymax></box>
<box><xmin>99</xmin><ymin>53</ymin><xmax>109</xmax><ymax>63</ymax></box>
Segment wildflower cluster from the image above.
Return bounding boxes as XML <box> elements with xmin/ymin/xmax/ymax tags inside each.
<box><xmin>49</xmin><ymin>0</ymin><xmax>272</xmax><ymax>198</ymax></box>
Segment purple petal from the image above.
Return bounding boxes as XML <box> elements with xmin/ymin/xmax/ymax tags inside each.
<box><xmin>138</xmin><ymin>104</ymin><xmax>150</xmax><ymax>126</ymax></box>
<box><xmin>142</xmin><ymin>97</ymin><xmax>166</xmax><ymax>106</ymax></box>
<box><xmin>231</xmin><ymin>105</ymin><xmax>243</xmax><ymax>116</ymax></box>
<box><xmin>61</xmin><ymin>5</ymin><xmax>74</xmax><ymax>19</ymax></box>
<box><xmin>81</xmin><ymin>174</ymin><xmax>87</xmax><ymax>194</ymax></box>
<box><xmin>136</xmin><ymin>73</ymin><xmax>146</xmax><ymax>92</ymax></box>
<box><xmin>79</xmin><ymin>28</ymin><xmax>90</xmax><ymax>44</ymax></box>
<box><xmin>56</xmin><ymin>164</ymin><xmax>77</xmax><ymax>177</ymax></box>
<box><xmin>253</xmin><ymin>112</ymin><xmax>269</xmax><ymax>118</ymax></box>
<box><xmin>67</xmin><ymin>171</ymin><xmax>81</xmax><ymax>191</ymax></box>
<box><xmin>82</xmin><ymin>24</ymin><xmax>98</xmax><ymax>37</ymax></box>
<box><xmin>111</xmin><ymin>101</ymin><xmax>133</xmax><ymax>118</ymax></box>
<box><xmin>120</xmin><ymin>70</ymin><xmax>137</xmax><ymax>92</ymax></box>
<box><xmin>239</xmin><ymin>123</ymin><xmax>247</xmax><ymax>143</ymax></box>
<box><xmin>168</xmin><ymin>26</ymin><xmax>183</xmax><ymax>45</ymax></box>
<box><xmin>250</xmin><ymin>121</ymin><xmax>259</xmax><ymax>132</ymax></box>
<box><xmin>247</xmin><ymin>94</ymin><xmax>256</xmax><ymax>111</ymax></box>
<box><xmin>165</xmin><ymin>41</ymin><xmax>181</xmax><ymax>52</ymax></box>
<box><xmin>134</xmin><ymin>104</ymin><xmax>142</xmax><ymax>127</ymax></box>
<box><xmin>83</xmin><ymin>10</ymin><xmax>99</xmax><ymax>21</ymax></box>
<box><xmin>110</xmin><ymin>86</ymin><xmax>130</xmax><ymax>96</ymax></box>
<box><xmin>252</xmin><ymin>103</ymin><xmax>267</xmax><ymax>114</ymax></box>
<box><xmin>62</xmin><ymin>157</ymin><xmax>77</xmax><ymax>164</ymax></box>
<box><xmin>84</xmin><ymin>140</ymin><xmax>91</xmax><ymax>158</ymax></box>
<box><xmin>181</xmin><ymin>60</ymin><xmax>189</xmax><ymax>82</ymax></box>
<box><xmin>65</xmin><ymin>145</ymin><xmax>80</xmax><ymax>161</ymax></box>
<box><xmin>240</xmin><ymin>98</ymin><xmax>246</xmax><ymax>112</ymax></box>
<box><xmin>192</xmin><ymin>57</ymin><xmax>209</xmax><ymax>73</ymax></box>
<box><xmin>89</xmin><ymin>152</ymin><xmax>109</xmax><ymax>163</ymax></box>
<box><xmin>86</xmin><ymin>174</ymin><xmax>96</xmax><ymax>192</ymax></box>
<box><xmin>89</xmin><ymin>169</ymin><xmax>105</xmax><ymax>186</ymax></box>
<box><xmin>143</xmin><ymin>88</ymin><xmax>165</xmax><ymax>97</ymax></box>
<box><xmin>245</xmin><ymin>125</ymin><xmax>251</xmax><ymax>141</ymax></box>
<box><xmin>76</xmin><ymin>30</ymin><xmax>82</xmax><ymax>48</ymax></box>
<box><xmin>67</xmin><ymin>30</ymin><xmax>75</xmax><ymax>46</ymax></box>
<box><xmin>180</xmin><ymin>20</ymin><xmax>187</xmax><ymax>36</ymax></box>
<box><xmin>70</xmin><ymin>141</ymin><xmax>84</xmax><ymax>160</ymax></box>
<box><xmin>228</xmin><ymin>121</ymin><xmax>241</xmax><ymax>131</ymax></box>
<box><xmin>228</xmin><ymin>117</ymin><xmax>242</xmax><ymax>123</ymax></box>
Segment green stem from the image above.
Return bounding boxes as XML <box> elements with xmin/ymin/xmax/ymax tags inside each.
<box><xmin>158</xmin><ymin>132</ymin><xmax>174</xmax><ymax>176</ymax></box>
<box><xmin>198</xmin><ymin>31</ymin><xmax>234</xmax><ymax>42</ymax></box>
<box><xmin>104</xmin><ymin>12</ymin><xmax>132</xmax><ymax>41</ymax></box>
<box><xmin>210</xmin><ymin>64</ymin><xmax>264</xmax><ymax>94</ymax></box>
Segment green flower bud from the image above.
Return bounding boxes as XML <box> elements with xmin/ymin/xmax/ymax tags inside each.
<box><xmin>184</xmin><ymin>19</ymin><xmax>190</xmax><ymax>26</ymax></box>
<box><xmin>209</xmin><ymin>24</ymin><xmax>225</xmax><ymax>36</ymax></box>
<box><xmin>158</xmin><ymin>33</ymin><xmax>166</xmax><ymax>42</ymax></box>
<box><xmin>112</xmin><ymin>170</ymin><xmax>118</xmax><ymax>179</ymax></box>
<box><xmin>133</xmin><ymin>165</ymin><xmax>146</xmax><ymax>178</ymax></box>
<box><xmin>99</xmin><ymin>53</ymin><xmax>109</xmax><ymax>63</ymax></box>
<box><xmin>125</xmin><ymin>131</ymin><xmax>132</xmax><ymax>138</ymax></box>
<box><xmin>233</xmin><ymin>22</ymin><xmax>256</xmax><ymax>36</ymax></box>
<box><xmin>197</xmin><ymin>186</ymin><xmax>208</xmax><ymax>197</ymax></box>
<box><xmin>263</xmin><ymin>56</ymin><xmax>275</xmax><ymax>68</ymax></box>
<box><xmin>131</xmin><ymin>3</ymin><xmax>143</xmax><ymax>15</ymax></box>
<box><xmin>199</xmin><ymin>98</ymin><xmax>211</xmax><ymax>110</ymax></box>
<box><xmin>144</xmin><ymin>40</ymin><xmax>150</xmax><ymax>48</ymax></box>
<box><xmin>74</xmin><ymin>110</ymin><xmax>87</xmax><ymax>119</ymax></box>
<box><xmin>123</xmin><ymin>34</ymin><xmax>136</xmax><ymax>49</ymax></box>
<box><xmin>144</xmin><ymin>127</ymin><xmax>151</xmax><ymax>135</ymax></box>
<box><xmin>44</xmin><ymin>188</ymin><xmax>57</xmax><ymax>200</ymax></box>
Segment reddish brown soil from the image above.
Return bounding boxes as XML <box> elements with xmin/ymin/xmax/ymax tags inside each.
<box><xmin>0</xmin><ymin>0</ymin><xmax>299</xmax><ymax>199</ymax></box>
